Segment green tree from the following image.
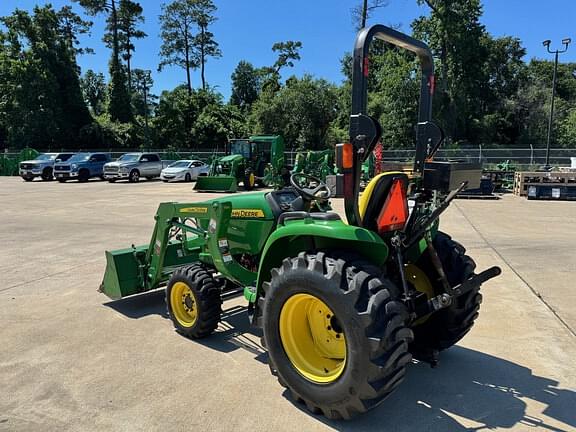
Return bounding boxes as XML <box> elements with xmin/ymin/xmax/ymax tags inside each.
<box><xmin>131</xmin><ymin>69</ymin><xmax>157</xmax><ymax>144</ymax></box>
<box><xmin>159</xmin><ymin>0</ymin><xmax>200</xmax><ymax>95</ymax></box>
<box><xmin>0</xmin><ymin>6</ymin><xmax>92</xmax><ymax>149</ymax></box>
<box><xmin>104</xmin><ymin>0</ymin><xmax>146</xmax><ymax>92</ymax></box>
<box><xmin>413</xmin><ymin>0</ymin><xmax>488</xmax><ymax>143</ymax></box>
<box><xmin>230</xmin><ymin>61</ymin><xmax>261</xmax><ymax>111</ymax></box>
<box><xmin>261</xmin><ymin>41</ymin><xmax>303</xmax><ymax>93</ymax></box>
<box><xmin>251</xmin><ymin>75</ymin><xmax>339</xmax><ymax>149</ymax></box>
<box><xmin>190</xmin><ymin>0</ymin><xmax>221</xmax><ymax>90</ymax></box>
<box><xmin>81</xmin><ymin>69</ymin><xmax>107</xmax><ymax>115</ymax></box>
<box><xmin>56</xmin><ymin>6</ymin><xmax>94</xmax><ymax>57</ymax></box>
<box><xmin>73</xmin><ymin>0</ymin><xmax>133</xmax><ymax>122</ymax></box>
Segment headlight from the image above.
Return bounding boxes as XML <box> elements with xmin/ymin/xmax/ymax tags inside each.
<box><xmin>119</xmin><ymin>167</ymin><xmax>128</xmax><ymax>173</ymax></box>
<box><xmin>71</xmin><ymin>164</ymin><xmax>78</xmax><ymax>170</ymax></box>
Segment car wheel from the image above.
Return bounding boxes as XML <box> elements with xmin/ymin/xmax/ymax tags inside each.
<box><xmin>185</xmin><ymin>173</ymin><xmax>192</xmax><ymax>182</ymax></box>
<box><xmin>78</xmin><ymin>170</ymin><xmax>90</xmax><ymax>182</ymax></box>
<box><xmin>129</xmin><ymin>170</ymin><xmax>140</xmax><ymax>183</ymax></box>
<box><xmin>41</xmin><ymin>167</ymin><xmax>53</xmax><ymax>181</ymax></box>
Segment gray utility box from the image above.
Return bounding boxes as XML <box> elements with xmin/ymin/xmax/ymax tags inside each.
<box><xmin>326</xmin><ymin>174</ymin><xmax>344</xmax><ymax>198</ymax></box>
<box><xmin>423</xmin><ymin>161</ymin><xmax>482</xmax><ymax>193</ymax></box>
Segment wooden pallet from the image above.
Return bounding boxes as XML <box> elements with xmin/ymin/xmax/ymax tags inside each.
<box><xmin>513</xmin><ymin>171</ymin><xmax>576</xmax><ymax>196</ymax></box>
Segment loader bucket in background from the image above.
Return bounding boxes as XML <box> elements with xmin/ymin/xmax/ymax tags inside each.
<box><xmin>194</xmin><ymin>175</ymin><xmax>238</xmax><ymax>192</ymax></box>
<box><xmin>100</xmin><ymin>245</ymin><xmax>147</xmax><ymax>300</ymax></box>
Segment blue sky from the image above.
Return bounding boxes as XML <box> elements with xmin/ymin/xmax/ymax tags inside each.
<box><xmin>2</xmin><ymin>0</ymin><xmax>575</xmax><ymax>99</ymax></box>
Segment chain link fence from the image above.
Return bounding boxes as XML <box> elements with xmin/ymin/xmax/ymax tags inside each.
<box><xmin>2</xmin><ymin>146</ymin><xmax>576</xmax><ymax>176</ymax></box>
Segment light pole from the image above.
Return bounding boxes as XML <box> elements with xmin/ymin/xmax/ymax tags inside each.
<box><xmin>542</xmin><ymin>38</ymin><xmax>571</xmax><ymax>171</ymax></box>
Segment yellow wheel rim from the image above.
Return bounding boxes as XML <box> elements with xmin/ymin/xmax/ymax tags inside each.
<box><xmin>405</xmin><ymin>264</ymin><xmax>435</xmax><ymax>324</ymax></box>
<box><xmin>279</xmin><ymin>293</ymin><xmax>346</xmax><ymax>384</ymax></box>
<box><xmin>249</xmin><ymin>173</ymin><xmax>255</xmax><ymax>187</ymax></box>
<box><xmin>170</xmin><ymin>281</ymin><xmax>198</xmax><ymax>327</ymax></box>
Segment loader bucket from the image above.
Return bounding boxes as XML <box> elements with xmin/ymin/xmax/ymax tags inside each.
<box><xmin>100</xmin><ymin>245</ymin><xmax>147</xmax><ymax>300</ymax></box>
<box><xmin>194</xmin><ymin>175</ymin><xmax>238</xmax><ymax>192</ymax></box>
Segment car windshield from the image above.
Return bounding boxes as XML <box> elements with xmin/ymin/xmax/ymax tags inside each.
<box><xmin>35</xmin><ymin>154</ymin><xmax>56</xmax><ymax>161</ymax></box>
<box><xmin>68</xmin><ymin>153</ymin><xmax>91</xmax><ymax>162</ymax></box>
<box><xmin>168</xmin><ymin>161</ymin><xmax>190</xmax><ymax>168</ymax></box>
<box><xmin>117</xmin><ymin>154</ymin><xmax>140</xmax><ymax>162</ymax></box>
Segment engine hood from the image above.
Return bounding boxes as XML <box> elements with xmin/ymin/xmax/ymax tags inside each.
<box><xmin>162</xmin><ymin>167</ymin><xmax>187</xmax><ymax>174</ymax></box>
<box><xmin>106</xmin><ymin>161</ymin><xmax>136</xmax><ymax>168</ymax></box>
<box><xmin>20</xmin><ymin>159</ymin><xmax>43</xmax><ymax>165</ymax></box>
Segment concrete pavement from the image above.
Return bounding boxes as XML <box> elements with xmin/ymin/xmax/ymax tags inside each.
<box><xmin>0</xmin><ymin>178</ymin><xmax>574</xmax><ymax>431</ymax></box>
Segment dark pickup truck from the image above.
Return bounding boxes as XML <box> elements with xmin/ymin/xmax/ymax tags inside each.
<box><xmin>54</xmin><ymin>152</ymin><xmax>111</xmax><ymax>182</ymax></box>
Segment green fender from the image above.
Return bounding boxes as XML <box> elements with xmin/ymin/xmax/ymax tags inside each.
<box><xmin>251</xmin><ymin>217</ymin><xmax>389</xmax><ymax>302</ymax></box>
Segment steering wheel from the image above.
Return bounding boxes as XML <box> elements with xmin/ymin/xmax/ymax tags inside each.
<box><xmin>290</xmin><ymin>172</ymin><xmax>332</xmax><ymax>202</ymax></box>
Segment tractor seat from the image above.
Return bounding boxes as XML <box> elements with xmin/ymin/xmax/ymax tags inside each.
<box><xmin>359</xmin><ymin>172</ymin><xmax>409</xmax><ymax>232</ymax></box>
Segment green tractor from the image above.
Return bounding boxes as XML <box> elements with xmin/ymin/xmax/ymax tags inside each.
<box><xmin>101</xmin><ymin>25</ymin><xmax>500</xmax><ymax>419</ymax></box>
<box><xmin>195</xmin><ymin>135</ymin><xmax>286</xmax><ymax>192</ymax></box>
<box><xmin>292</xmin><ymin>149</ymin><xmax>335</xmax><ymax>181</ymax></box>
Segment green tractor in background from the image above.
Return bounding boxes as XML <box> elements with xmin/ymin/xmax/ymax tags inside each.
<box><xmin>101</xmin><ymin>25</ymin><xmax>500</xmax><ymax>419</ymax></box>
<box><xmin>195</xmin><ymin>135</ymin><xmax>287</xmax><ymax>192</ymax></box>
<box><xmin>292</xmin><ymin>148</ymin><xmax>335</xmax><ymax>181</ymax></box>
<box><xmin>0</xmin><ymin>148</ymin><xmax>39</xmax><ymax>176</ymax></box>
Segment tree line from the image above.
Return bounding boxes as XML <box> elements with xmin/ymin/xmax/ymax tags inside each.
<box><xmin>1</xmin><ymin>0</ymin><xmax>575</xmax><ymax>152</ymax></box>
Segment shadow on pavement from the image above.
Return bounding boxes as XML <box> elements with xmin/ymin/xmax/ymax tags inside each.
<box><xmin>307</xmin><ymin>347</ymin><xmax>575</xmax><ymax>432</ymax></box>
<box><xmin>103</xmin><ymin>293</ymin><xmax>574</xmax><ymax>431</ymax></box>
<box><xmin>103</xmin><ymin>289</ymin><xmax>168</xmax><ymax>319</ymax></box>
<box><xmin>104</xmin><ymin>293</ymin><xmax>267</xmax><ymax>360</ymax></box>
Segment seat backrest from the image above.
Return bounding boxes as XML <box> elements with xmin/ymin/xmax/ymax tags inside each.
<box><xmin>359</xmin><ymin>172</ymin><xmax>409</xmax><ymax>232</ymax></box>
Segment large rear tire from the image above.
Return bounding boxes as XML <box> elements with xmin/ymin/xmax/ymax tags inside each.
<box><xmin>166</xmin><ymin>264</ymin><xmax>222</xmax><ymax>339</ymax></box>
<box><xmin>409</xmin><ymin>232</ymin><xmax>481</xmax><ymax>359</ymax></box>
<box><xmin>261</xmin><ymin>252</ymin><xmax>413</xmax><ymax>419</ymax></box>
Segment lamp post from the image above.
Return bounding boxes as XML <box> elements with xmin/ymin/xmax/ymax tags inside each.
<box><xmin>542</xmin><ymin>38</ymin><xmax>571</xmax><ymax>171</ymax></box>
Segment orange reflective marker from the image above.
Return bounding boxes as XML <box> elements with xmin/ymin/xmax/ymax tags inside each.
<box><xmin>377</xmin><ymin>179</ymin><xmax>408</xmax><ymax>233</ymax></box>
<box><xmin>341</xmin><ymin>143</ymin><xmax>354</xmax><ymax>169</ymax></box>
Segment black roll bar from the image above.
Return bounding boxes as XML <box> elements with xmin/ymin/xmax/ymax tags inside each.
<box><xmin>343</xmin><ymin>24</ymin><xmax>436</xmax><ymax>227</ymax></box>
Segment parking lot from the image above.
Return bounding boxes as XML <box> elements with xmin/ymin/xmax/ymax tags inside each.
<box><xmin>1</xmin><ymin>177</ymin><xmax>575</xmax><ymax>432</ymax></box>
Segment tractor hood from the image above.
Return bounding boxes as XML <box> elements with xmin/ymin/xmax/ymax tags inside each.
<box><xmin>219</xmin><ymin>154</ymin><xmax>244</xmax><ymax>163</ymax></box>
<box><xmin>202</xmin><ymin>192</ymin><xmax>275</xmax><ymax>220</ymax></box>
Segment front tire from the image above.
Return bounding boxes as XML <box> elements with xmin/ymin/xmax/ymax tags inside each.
<box><xmin>41</xmin><ymin>167</ymin><xmax>53</xmax><ymax>181</ymax></box>
<box><xmin>78</xmin><ymin>169</ymin><xmax>89</xmax><ymax>182</ymax></box>
<box><xmin>128</xmin><ymin>169</ymin><xmax>140</xmax><ymax>183</ymax></box>
<box><xmin>166</xmin><ymin>264</ymin><xmax>222</xmax><ymax>339</ymax></box>
<box><xmin>261</xmin><ymin>252</ymin><xmax>413</xmax><ymax>419</ymax></box>
<box><xmin>409</xmin><ymin>232</ymin><xmax>481</xmax><ymax>359</ymax></box>
<box><xmin>22</xmin><ymin>176</ymin><xmax>34</xmax><ymax>182</ymax></box>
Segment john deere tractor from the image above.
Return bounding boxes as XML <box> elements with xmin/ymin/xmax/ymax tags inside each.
<box><xmin>195</xmin><ymin>135</ymin><xmax>287</xmax><ymax>192</ymax></box>
<box><xmin>101</xmin><ymin>25</ymin><xmax>500</xmax><ymax>419</ymax></box>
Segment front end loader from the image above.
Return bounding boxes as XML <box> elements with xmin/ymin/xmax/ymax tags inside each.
<box><xmin>101</xmin><ymin>24</ymin><xmax>500</xmax><ymax>420</ymax></box>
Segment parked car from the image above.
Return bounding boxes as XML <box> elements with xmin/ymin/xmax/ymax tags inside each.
<box><xmin>19</xmin><ymin>152</ymin><xmax>75</xmax><ymax>182</ymax></box>
<box><xmin>104</xmin><ymin>152</ymin><xmax>171</xmax><ymax>183</ymax></box>
<box><xmin>54</xmin><ymin>152</ymin><xmax>111</xmax><ymax>182</ymax></box>
<box><xmin>160</xmin><ymin>160</ymin><xmax>209</xmax><ymax>182</ymax></box>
